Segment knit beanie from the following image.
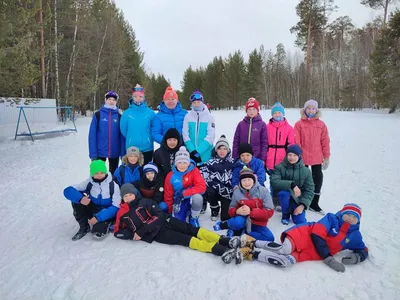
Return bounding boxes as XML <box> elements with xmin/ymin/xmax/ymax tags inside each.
<box><xmin>126</xmin><ymin>146</ymin><xmax>141</xmax><ymax>158</ymax></box>
<box><xmin>239</xmin><ymin>143</ymin><xmax>254</xmax><ymax>156</ymax></box>
<box><xmin>341</xmin><ymin>203</ymin><xmax>362</xmax><ymax>222</ymax></box>
<box><xmin>215</xmin><ymin>134</ymin><xmax>230</xmax><ymax>151</ymax></box>
<box><xmin>163</xmin><ymin>86</ymin><xmax>178</xmax><ymax>100</ymax></box>
<box><xmin>175</xmin><ymin>146</ymin><xmax>190</xmax><ymax>165</ymax></box>
<box><xmin>164</xmin><ymin>128</ymin><xmax>181</xmax><ymax>141</ymax></box>
<box><xmin>239</xmin><ymin>167</ymin><xmax>256</xmax><ymax>183</ymax></box>
<box><xmin>304</xmin><ymin>99</ymin><xmax>318</xmax><ymax>110</ymax></box>
<box><xmin>246</xmin><ymin>98</ymin><xmax>260</xmax><ymax>112</ymax></box>
<box><xmin>90</xmin><ymin>160</ymin><xmax>107</xmax><ymax>176</ymax></box>
<box><xmin>143</xmin><ymin>162</ymin><xmax>159</xmax><ymax>174</ymax></box>
<box><xmin>132</xmin><ymin>84</ymin><xmax>145</xmax><ymax>97</ymax></box>
<box><xmin>271</xmin><ymin>102</ymin><xmax>285</xmax><ymax>116</ymax></box>
<box><xmin>286</xmin><ymin>144</ymin><xmax>302</xmax><ymax>158</ymax></box>
<box><xmin>120</xmin><ymin>183</ymin><xmax>139</xmax><ymax>198</ymax></box>
<box><xmin>190</xmin><ymin>90</ymin><xmax>204</xmax><ymax>103</ymax></box>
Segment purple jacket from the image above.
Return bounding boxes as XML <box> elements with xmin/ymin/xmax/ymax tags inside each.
<box><xmin>232</xmin><ymin>114</ymin><xmax>268</xmax><ymax>161</ymax></box>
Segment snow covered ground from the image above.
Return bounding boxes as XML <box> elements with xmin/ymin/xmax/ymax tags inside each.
<box><xmin>1</xmin><ymin>109</ymin><xmax>399</xmax><ymax>300</ymax></box>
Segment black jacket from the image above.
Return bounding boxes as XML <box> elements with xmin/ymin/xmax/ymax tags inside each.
<box><xmin>153</xmin><ymin>132</ymin><xmax>183</xmax><ymax>178</ymax></box>
<box><xmin>132</xmin><ymin>174</ymin><xmax>164</xmax><ymax>204</ymax></box>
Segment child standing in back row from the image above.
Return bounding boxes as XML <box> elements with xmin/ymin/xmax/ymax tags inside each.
<box><xmin>294</xmin><ymin>99</ymin><xmax>330</xmax><ymax>214</ymax></box>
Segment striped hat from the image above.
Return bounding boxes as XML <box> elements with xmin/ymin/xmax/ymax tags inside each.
<box><xmin>341</xmin><ymin>203</ymin><xmax>362</xmax><ymax>222</ymax></box>
<box><xmin>239</xmin><ymin>167</ymin><xmax>256</xmax><ymax>183</ymax></box>
<box><xmin>143</xmin><ymin>162</ymin><xmax>158</xmax><ymax>174</ymax></box>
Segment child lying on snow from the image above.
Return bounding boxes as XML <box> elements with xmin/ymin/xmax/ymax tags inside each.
<box><xmin>237</xmin><ymin>203</ymin><xmax>368</xmax><ymax>272</ymax></box>
<box><xmin>114</xmin><ymin>183</ymin><xmax>242</xmax><ymax>264</ymax></box>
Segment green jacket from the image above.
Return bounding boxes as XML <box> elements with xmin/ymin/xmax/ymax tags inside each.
<box><xmin>270</xmin><ymin>158</ymin><xmax>314</xmax><ymax>208</ymax></box>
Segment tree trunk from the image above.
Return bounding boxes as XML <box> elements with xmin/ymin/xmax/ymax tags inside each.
<box><xmin>383</xmin><ymin>0</ymin><xmax>389</xmax><ymax>27</ymax></box>
<box><xmin>39</xmin><ymin>0</ymin><xmax>46</xmax><ymax>98</ymax></box>
<box><xmin>93</xmin><ymin>23</ymin><xmax>108</xmax><ymax>111</ymax></box>
<box><xmin>306</xmin><ymin>15</ymin><xmax>313</xmax><ymax>74</ymax></box>
<box><xmin>54</xmin><ymin>0</ymin><xmax>60</xmax><ymax>106</ymax></box>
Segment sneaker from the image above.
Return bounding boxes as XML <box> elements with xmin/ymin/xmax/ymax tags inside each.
<box><xmin>228</xmin><ymin>236</ymin><xmax>241</xmax><ymax>249</ymax></box>
<box><xmin>275</xmin><ymin>205</ymin><xmax>282</xmax><ymax>212</ymax></box>
<box><xmin>210</xmin><ymin>206</ymin><xmax>219</xmax><ymax>221</ymax></box>
<box><xmin>309</xmin><ymin>205</ymin><xmax>326</xmax><ymax>215</ymax></box>
<box><xmin>240</xmin><ymin>246</ymin><xmax>254</xmax><ymax>260</ymax></box>
<box><xmin>213</xmin><ymin>221</ymin><xmax>222</xmax><ymax>231</ymax></box>
<box><xmin>281</xmin><ymin>219</ymin><xmax>290</xmax><ymax>225</ymax></box>
<box><xmin>211</xmin><ymin>215</ymin><xmax>219</xmax><ymax>221</ymax></box>
<box><xmin>189</xmin><ymin>215</ymin><xmax>200</xmax><ymax>227</ymax></box>
<box><xmin>226</xmin><ymin>229</ymin><xmax>234</xmax><ymax>238</ymax></box>
<box><xmin>200</xmin><ymin>201</ymin><xmax>207</xmax><ymax>214</ymax></box>
<box><xmin>240</xmin><ymin>234</ymin><xmax>256</xmax><ymax>248</ymax></box>
<box><xmin>221</xmin><ymin>248</ymin><xmax>236</xmax><ymax>264</ymax></box>
<box><xmin>72</xmin><ymin>227</ymin><xmax>90</xmax><ymax>241</ymax></box>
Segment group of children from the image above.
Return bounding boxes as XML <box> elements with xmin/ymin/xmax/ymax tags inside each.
<box><xmin>63</xmin><ymin>94</ymin><xmax>368</xmax><ymax>272</ymax></box>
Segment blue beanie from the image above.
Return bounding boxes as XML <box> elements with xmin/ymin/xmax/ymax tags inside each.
<box><xmin>271</xmin><ymin>102</ymin><xmax>285</xmax><ymax>116</ymax></box>
<box><xmin>287</xmin><ymin>144</ymin><xmax>302</xmax><ymax>157</ymax></box>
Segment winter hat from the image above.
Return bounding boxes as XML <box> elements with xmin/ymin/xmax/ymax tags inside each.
<box><xmin>126</xmin><ymin>146</ymin><xmax>140</xmax><ymax>158</ymax></box>
<box><xmin>143</xmin><ymin>162</ymin><xmax>159</xmax><ymax>174</ymax></box>
<box><xmin>215</xmin><ymin>134</ymin><xmax>230</xmax><ymax>151</ymax></box>
<box><xmin>132</xmin><ymin>84</ymin><xmax>145</xmax><ymax>97</ymax></box>
<box><xmin>271</xmin><ymin>102</ymin><xmax>285</xmax><ymax>116</ymax></box>
<box><xmin>175</xmin><ymin>146</ymin><xmax>190</xmax><ymax>165</ymax></box>
<box><xmin>341</xmin><ymin>203</ymin><xmax>362</xmax><ymax>222</ymax></box>
<box><xmin>105</xmin><ymin>91</ymin><xmax>119</xmax><ymax>101</ymax></box>
<box><xmin>246</xmin><ymin>98</ymin><xmax>260</xmax><ymax>112</ymax></box>
<box><xmin>286</xmin><ymin>144</ymin><xmax>302</xmax><ymax>157</ymax></box>
<box><xmin>163</xmin><ymin>86</ymin><xmax>178</xmax><ymax>100</ymax></box>
<box><xmin>164</xmin><ymin>128</ymin><xmax>181</xmax><ymax>141</ymax></box>
<box><xmin>90</xmin><ymin>160</ymin><xmax>107</xmax><ymax>176</ymax></box>
<box><xmin>190</xmin><ymin>90</ymin><xmax>204</xmax><ymax>103</ymax></box>
<box><xmin>239</xmin><ymin>143</ymin><xmax>254</xmax><ymax>156</ymax></box>
<box><xmin>239</xmin><ymin>167</ymin><xmax>256</xmax><ymax>183</ymax></box>
<box><xmin>304</xmin><ymin>99</ymin><xmax>318</xmax><ymax>110</ymax></box>
<box><xmin>120</xmin><ymin>183</ymin><xmax>139</xmax><ymax>198</ymax></box>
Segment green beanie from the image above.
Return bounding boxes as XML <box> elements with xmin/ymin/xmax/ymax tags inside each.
<box><xmin>90</xmin><ymin>160</ymin><xmax>107</xmax><ymax>176</ymax></box>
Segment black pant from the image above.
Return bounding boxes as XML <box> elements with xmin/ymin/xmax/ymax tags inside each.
<box><xmin>72</xmin><ymin>202</ymin><xmax>114</xmax><ymax>235</ymax></box>
<box><xmin>205</xmin><ymin>187</ymin><xmax>231</xmax><ymax>221</ymax></box>
<box><xmin>155</xmin><ymin>217</ymin><xmax>200</xmax><ymax>247</ymax></box>
<box><xmin>98</xmin><ymin>157</ymin><xmax>120</xmax><ymax>175</ymax></box>
<box><xmin>307</xmin><ymin>164</ymin><xmax>323</xmax><ymax>194</ymax></box>
<box><xmin>142</xmin><ymin>150</ymin><xmax>154</xmax><ymax>165</ymax></box>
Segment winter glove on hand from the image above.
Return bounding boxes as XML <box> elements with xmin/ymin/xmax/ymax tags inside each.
<box><xmin>190</xmin><ymin>150</ymin><xmax>202</xmax><ymax>164</ymax></box>
<box><xmin>342</xmin><ymin>253</ymin><xmax>361</xmax><ymax>265</ymax></box>
<box><xmin>324</xmin><ymin>256</ymin><xmax>345</xmax><ymax>272</ymax></box>
<box><xmin>322</xmin><ymin>158</ymin><xmax>330</xmax><ymax>170</ymax></box>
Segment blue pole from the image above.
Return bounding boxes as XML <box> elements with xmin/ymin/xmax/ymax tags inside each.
<box><xmin>22</xmin><ymin>107</ymin><xmax>34</xmax><ymax>141</ymax></box>
<box><xmin>14</xmin><ymin>107</ymin><xmax>22</xmax><ymax>140</ymax></box>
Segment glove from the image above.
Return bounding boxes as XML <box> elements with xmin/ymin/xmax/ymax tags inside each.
<box><xmin>322</xmin><ymin>158</ymin><xmax>329</xmax><ymax>170</ymax></box>
<box><xmin>342</xmin><ymin>253</ymin><xmax>361</xmax><ymax>265</ymax></box>
<box><xmin>190</xmin><ymin>150</ymin><xmax>202</xmax><ymax>164</ymax></box>
<box><xmin>324</xmin><ymin>256</ymin><xmax>345</xmax><ymax>272</ymax></box>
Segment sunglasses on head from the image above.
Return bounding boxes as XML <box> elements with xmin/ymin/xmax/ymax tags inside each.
<box><xmin>105</xmin><ymin>91</ymin><xmax>119</xmax><ymax>100</ymax></box>
<box><xmin>190</xmin><ymin>93</ymin><xmax>203</xmax><ymax>101</ymax></box>
<box><xmin>132</xmin><ymin>87</ymin><xmax>144</xmax><ymax>92</ymax></box>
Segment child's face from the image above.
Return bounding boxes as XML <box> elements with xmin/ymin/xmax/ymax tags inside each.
<box><xmin>273</xmin><ymin>111</ymin><xmax>283</xmax><ymax>119</ymax></box>
<box><xmin>128</xmin><ymin>155</ymin><xmax>138</xmax><ymax>164</ymax></box>
<box><xmin>240</xmin><ymin>153</ymin><xmax>252</xmax><ymax>164</ymax></box>
<box><xmin>216</xmin><ymin>146</ymin><xmax>228</xmax><ymax>158</ymax></box>
<box><xmin>123</xmin><ymin>193</ymin><xmax>136</xmax><ymax>203</ymax></box>
<box><xmin>241</xmin><ymin>178</ymin><xmax>254</xmax><ymax>190</ymax></box>
<box><xmin>105</xmin><ymin>97</ymin><xmax>117</xmax><ymax>106</ymax></box>
<box><xmin>93</xmin><ymin>172</ymin><xmax>106</xmax><ymax>180</ymax></box>
<box><xmin>305</xmin><ymin>106</ymin><xmax>317</xmax><ymax>116</ymax></box>
<box><xmin>133</xmin><ymin>95</ymin><xmax>144</xmax><ymax>103</ymax></box>
<box><xmin>342</xmin><ymin>213</ymin><xmax>358</xmax><ymax>225</ymax></box>
<box><xmin>166</xmin><ymin>138</ymin><xmax>178</xmax><ymax>149</ymax></box>
<box><xmin>146</xmin><ymin>171</ymin><xmax>155</xmax><ymax>181</ymax></box>
<box><xmin>247</xmin><ymin>107</ymin><xmax>258</xmax><ymax>118</ymax></box>
<box><xmin>176</xmin><ymin>161</ymin><xmax>189</xmax><ymax>172</ymax></box>
<box><xmin>287</xmin><ymin>153</ymin><xmax>299</xmax><ymax>164</ymax></box>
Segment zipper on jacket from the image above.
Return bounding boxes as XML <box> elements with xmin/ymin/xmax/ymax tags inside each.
<box><xmin>248</xmin><ymin>118</ymin><xmax>253</xmax><ymax>144</ymax></box>
<box><xmin>273</xmin><ymin>128</ymin><xmax>279</xmax><ymax>168</ymax></box>
<box><xmin>196</xmin><ymin>112</ymin><xmax>200</xmax><ymax>148</ymax></box>
<box><xmin>108</xmin><ymin>110</ymin><xmax>112</xmax><ymax>157</ymax></box>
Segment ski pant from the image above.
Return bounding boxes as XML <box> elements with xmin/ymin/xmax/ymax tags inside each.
<box><xmin>72</xmin><ymin>202</ymin><xmax>114</xmax><ymax>235</ymax></box>
<box><xmin>277</xmin><ymin>190</ymin><xmax>307</xmax><ymax>224</ymax></box>
<box><xmin>98</xmin><ymin>157</ymin><xmax>120</xmax><ymax>175</ymax></box>
<box><xmin>266</xmin><ymin>168</ymin><xmax>278</xmax><ymax>206</ymax></box>
<box><xmin>306</xmin><ymin>164</ymin><xmax>323</xmax><ymax>195</ymax></box>
<box><xmin>173</xmin><ymin>194</ymin><xmax>203</xmax><ymax>221</ymax></box>
<box><xmin>205</xmin><ymin>187</ymin><xmax>231</xmax><ymax>221</ymax></box>
<box><xmin>142</xmin><ymin>150</ymin><xmax>154</xmax><ymax>165</ymax></box>
<box><xmin>155</xmin><ymin>217</ymin><xmax>229</xmax><ymax>256</ymax></box>
<box><xmin>221</xmin><ymin>215</ymin><xmax>274</xmax><ymax>241</ymax></box>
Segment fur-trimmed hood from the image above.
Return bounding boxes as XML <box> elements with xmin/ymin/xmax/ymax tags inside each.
<box><xmin>122</xmin><ymin>153</ymin><xmax>144</xmax><ymax>166</ymax></box>
<box><xmin>300</xmin><ymin>108</ymin><xmax>322</xmax><ymax>120</ymax></box>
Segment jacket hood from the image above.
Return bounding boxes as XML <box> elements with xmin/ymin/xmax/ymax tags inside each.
<box><xmin>171</xmin><ymin>160</ymin><xmax>196</xmax><ymax>174</ymax></box>
<box><xmin>122</xmin><ymin>153</ymin><xmax>144</xmax><ymax>167</ymax></box>
<box><xmin>334</xmin><ymin>211</ymin><xmax>361</xmax><ymax>230</ymax></box>
<box><xmin>161</xmin><ymin>129</ymin><xmax>183</xmax><ymax>152</ymax></box>
<box><xmin>300</xmin><ymin>108</ymin><xmax>322</xmax><ymax>120</ymax></box>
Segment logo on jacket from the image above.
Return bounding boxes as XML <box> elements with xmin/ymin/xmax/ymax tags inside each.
<box><xmin>159</xmin><ymin>187</ymin><xmax>164</xmax><ymax>192</ymax></box>
<box><xmin>252</xmin><ymin>128</ymin><xmax>259</xmax><ymax>132</ymax></box>
<box><xmin>185</xmin><ymin>178</ymin><xmax>189</xmax><ymax>182</ymax></box>
<box><xmin>113</xmin><ymin>118</ymin><xmax>118</xmax><ymax>123</ymax></box>
<box><xmin>345</xmin><ymin>238</ymin><xmax>350</xmax><ymax>243</ymax></box>
<box><xmin>102</xmin><ymin>117</ymin><xmax>108</xmax><ymax>122</ymax></box>
<box><xmin>332</xmin><ymin>228</ymin><xmax>338</xmax><ymax>234</ymax></box>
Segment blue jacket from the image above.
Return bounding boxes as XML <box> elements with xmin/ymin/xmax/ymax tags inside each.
<box><xmin>63</xmin><ymin>173</ymin><xmax>121</xmax><ymax>222</ymax></box>
<box><xmin>88</xmin><ymin>106</ymin><xmax>124</xmax><ymax>159</ymax></box>
<box><xmin>113</xmin><ymin>161</ymin><xmax>142</xmax><ymax>186</ymax></box>
<box><xmin>120</xmin><ymin>100</ymin><xmax>155</xmax><ymax>152</ymax></box>
<box><xmin>232</xmin><ymin>157</ymin><xmax>266</xmax><ymax>188</ymax></box>
<box><xmin>151</xmin><ymin>102</ymin><xmax>188</xmax><ymax>144</ymax></box>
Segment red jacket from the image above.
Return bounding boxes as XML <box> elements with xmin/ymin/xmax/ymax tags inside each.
<box><xmin>164</xmin><ymin>164</ymin><xmax>206</xmax><ymax>213</ymax></box>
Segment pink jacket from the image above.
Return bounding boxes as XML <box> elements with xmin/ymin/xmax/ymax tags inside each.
<box><xmin>294</xmin><ymin>109</ymin><xmax>330</xmax><ymax>166</ymax></box>
<box><xmin>266</xmin><ymin>118</ymin><xmax>294</xmax><ymax>170</ymax></box>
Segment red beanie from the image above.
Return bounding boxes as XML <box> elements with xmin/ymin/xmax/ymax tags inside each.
<box><xmin>246</xmin><ymin>98</ymin><xmax>259</xmax><ymax>112</ymax></box>
<box><xmin>163</xmin><ymin>86</ymin><xmax>178</xmax><ymax>101</ymax></box>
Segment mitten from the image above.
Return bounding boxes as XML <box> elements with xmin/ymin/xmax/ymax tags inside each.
<box><xmin>342</xmin><ymin>253</ymin><xmax>361</xmax><ymax>265</ymax></box>
<box><xmin>322</xmin><ymin>158</ymin><xmax>330</xmax><ymax>170</ymax></box>
<box><xmin>190</xmin><ymin>150</ymin><xmax>202</xmax><ymax>163</ymax></box>
<box><xmin>324</xmin><ymin>256</ymin><xmax>345</xmax><ymax>272</ymax></box>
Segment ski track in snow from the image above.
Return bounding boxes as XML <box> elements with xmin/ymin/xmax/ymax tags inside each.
<box><xmin>0</xmin><ymin>109</ymin><xmax>399</xmax><ymax>300</ymax></box>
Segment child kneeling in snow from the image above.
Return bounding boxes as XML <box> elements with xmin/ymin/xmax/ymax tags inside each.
<box><xmin>270</xmin><ymin>144</ymin><xmax>314</xmax><ymax>225</ymax></box>
<box><xmin>164</xmin><ymin>146</ymin><xmax>206</xmax><ymax>227</ymax></box>
<box><xmin>238</xmin><ymin>203</ymin><xmax>368</xmax><ymax>272</ymax></box>
<box><xmin>214</xmin><ymin>167</ymin><xmax>274</xmax><ymax>241</ymax></box>
<box><xmin>133</xmin><ymin>162</ymin><xmax>166</xmax><ymax>211</ymax></box>
<box><xmin>63</xmin><ymin>160</ymin><xmax>121</xmax><ymax>241</ymax></box>
<box><xmin>114</xmin><ymin>183</ymin><xmax>242</xmax><ymax>264</ymax></box>
<box><xmin>113</xmin><ymin>146</ymin><xmax>143</xmax><ymax>186</ymax></box>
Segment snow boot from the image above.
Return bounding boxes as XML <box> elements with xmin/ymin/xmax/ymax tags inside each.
<box><xmin>228</xmin><ymin>236</ymin><xmax>241</xmax><ymax>249</ymax></box>
<box><xmin>189</xmin><ymin>215</ymin><xmax>200</xmax><ymax>228</ymax></box>
<box><xmin>240</xmin><ymin>234</ymin><xmax>256</xmax><ymax>249</ymax></box>
<box><xmin>309</xmin><ymin>194</ymin><xmax>325</xmax><ymax>215</ymax></box>
<box><xmin>213</xmin><ymin>221</ymin><xmax>222</xmax><ymax>231</ymax></box>
<box><xmin>220</xmin><ymin>248</ymin><xmax>237</xmax><ymax>264</ymax></box>
<box><xmin>91</xmin><ymin>221</ymin><xmax>112</xmax><ymax>239</ymax></box>
<box><xmin>210</xmin><ymin>205</ymin><xmax>220</xmax><ymax>221</ymax></box>
<box><xmin>275</xmin><ymin>205</ymin><xmax>282</xmax><ymax>212</ymax></box>
<box><xmin>253</xmin><ymin>250</ymin><xmax>296</xmax><ymax>267</ymax></box>
<box><xmin>281</xmin><ymin>213</ymin><xmax>290</xmax><ymax>225</ymax></box>
<box><xmin>200</xmin><ymin>200</ymin><xmax>207</xmax><ymax>214</ymax></box>
<box><xmin>240</xmin><ymin>246</ymin><xmax>254</xmax><ymax>260</ymax></box>
<box><xmin>72</xmin><ymin>226</ymin><xmax>90</xmax><ymax>241</ymax></box>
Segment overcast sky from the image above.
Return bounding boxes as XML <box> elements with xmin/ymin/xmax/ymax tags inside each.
<box><xmin>114</xmin><ymin>0</ymin><xmax>387</xmax><ymax>89</ymax></box>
